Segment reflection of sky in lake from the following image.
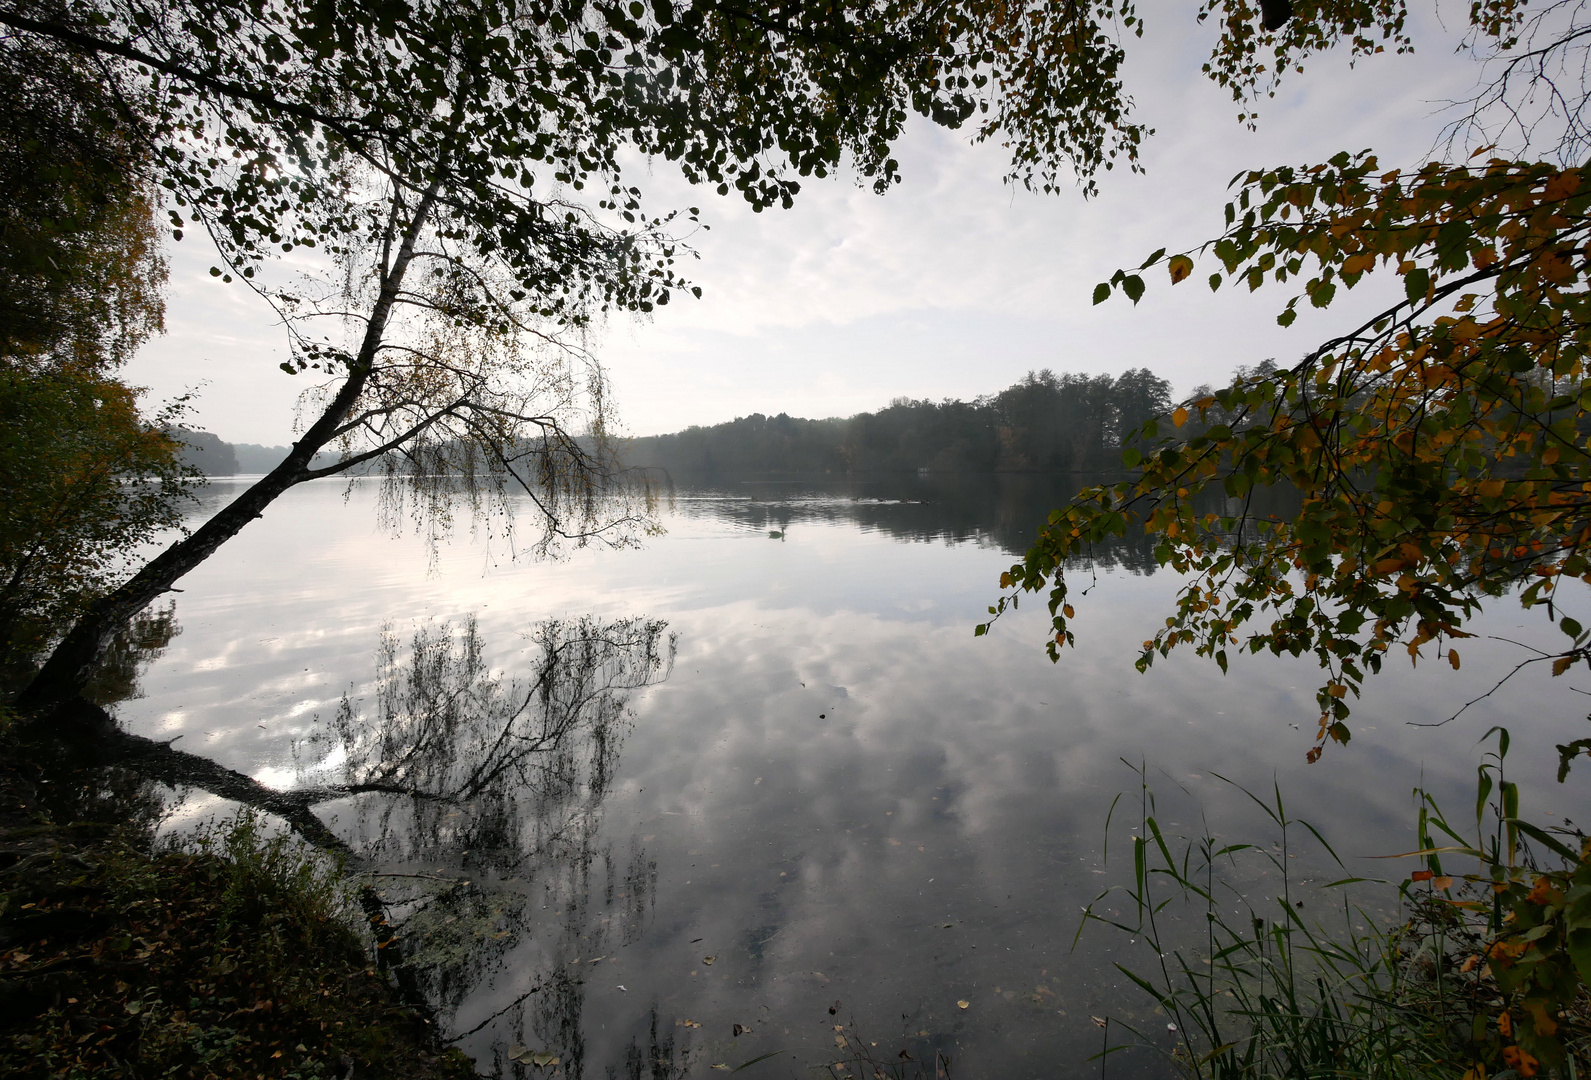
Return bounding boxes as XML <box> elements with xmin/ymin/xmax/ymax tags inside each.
<box><xmin>119</xmin><ymin>477</ymin><xmax>1591</xmax><ymax>1078</ymax></box>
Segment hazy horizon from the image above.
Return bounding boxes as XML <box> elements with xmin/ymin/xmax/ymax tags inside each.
<box><xmin>128</xmin><ymin>7</ymin><xmax>1490</xmax><ymax>446</ymax></box>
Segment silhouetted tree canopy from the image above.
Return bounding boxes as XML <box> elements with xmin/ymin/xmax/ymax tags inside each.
<box><xmin>623</xmin><ymin>368</ymin><xmax>1172</xmax><ymax>476</ymax></box>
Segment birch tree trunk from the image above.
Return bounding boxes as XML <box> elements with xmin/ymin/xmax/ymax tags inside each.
<box><xmin>16</xmin><ymin>181</ymin><xmax>441</xmax><ymax>718</ymax></box>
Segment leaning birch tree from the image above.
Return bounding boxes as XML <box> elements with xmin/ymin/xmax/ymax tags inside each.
<box><xmin>1</xmin><ymin>0</ymin><xmax>1163</xmax><ymax>715</ymax></box>
<box><xmin>2</xmin><ymin>0</ymin><xmax>1427</xmax><ymax>715</ymax></box>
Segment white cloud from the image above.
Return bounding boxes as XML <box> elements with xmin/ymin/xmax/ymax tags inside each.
<box><xmin>126</xmin><ymin>4</ymin><xmax>1489</xmax><ymax>442</ymax></box>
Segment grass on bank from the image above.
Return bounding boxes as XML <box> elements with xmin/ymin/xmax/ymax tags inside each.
<box><xmin>0</xmin><ymin>751</ymin><xmax>476</xmax><ymax>1080</ymax></box>
<box><xmin>1084</xmin><ymin>739</ymin><xmax>1591</xmax><ymax>1080</ymax></box>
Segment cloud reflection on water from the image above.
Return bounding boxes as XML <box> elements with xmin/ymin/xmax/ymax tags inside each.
<box><xmin>114</xmin><ymin>477</ymin><xmax>1591</xmax><ymax>1078</ymax></box>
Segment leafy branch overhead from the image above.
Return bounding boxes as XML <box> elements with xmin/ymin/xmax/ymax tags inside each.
<box><xmin>3</xmin><ymin>0</ymin><xmax>1423</xmax><ymax>714</ymax></box>
<box><xmin>3</xmin><ymin>0</ymin><xmax>1553</xmax><ymax>718</ymax></box>
<box><xmin>992</xmin><ymin>150</ymin><xmax>1591</xmax><ymax>760</ymax></box>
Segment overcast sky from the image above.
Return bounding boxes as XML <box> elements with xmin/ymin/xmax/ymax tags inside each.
<box><xmin>128</xmin><ymin>4</ymin><xmax>1492</xmax><ymax>444</ymax></box>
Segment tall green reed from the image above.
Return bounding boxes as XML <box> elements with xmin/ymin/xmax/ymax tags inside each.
<box><xmin>1078</xmin><ymin>761</ymin><xmax>1459</xmax><ymax>1079</ymax></box>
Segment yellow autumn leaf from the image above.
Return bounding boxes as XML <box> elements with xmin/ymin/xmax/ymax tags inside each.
<box><xmin>1448</xmin><ymin>649</ymin><xmax>1460</xmax><ymax>670</ymax></box>
<box><xmin>1172</xmin><ymin>407</ymin><xmax>1188</xmax><ymax>428</ymax></box>
<box><xmin>1168</xmin><ymin>254</ymin><xmax>1194</xmax><ymax>284</ymax></box>
<box><xmin>1062</xmin><ymin>604</ymin><xmax>1075</xmax><ymax>619</ymax></box>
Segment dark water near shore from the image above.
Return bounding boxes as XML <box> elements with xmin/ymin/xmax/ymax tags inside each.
<box><xmin>110</xmin><ymin>472</ymin><xmax>1591</xmax><ymax>1078</ymax></box>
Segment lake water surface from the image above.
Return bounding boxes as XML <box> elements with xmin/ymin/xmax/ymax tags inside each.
<box><xmin>114</xmin><ymin>473</ymin><xmax>1591</xmax><ymax>1079</ymax></box>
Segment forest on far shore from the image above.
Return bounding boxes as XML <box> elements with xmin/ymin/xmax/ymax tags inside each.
<box><xmin>169</xmin><ymin>365</ymin><xmax>1208</xmax><ymax>478</ymax></box>
<box><xmin>622</xmin><ymin>367</ymin><xmax>1175</xmax><ymax>476</ymax></box>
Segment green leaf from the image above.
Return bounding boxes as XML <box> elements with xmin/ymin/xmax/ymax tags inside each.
<box><xmin>1092</xmin><ymin>282</ymin><xmax>1111</xmax><ymax>305</ymax></box>
<box><xmin>1566</xmin><ymin>928</ymin><xmax>1591</xmax><ymax>984</ymax></box>
<box><xmin>1122</xmin><ymin>275</ymin><xmax>1145</xmax><ymax>303</ymax></box>
<box><xmin>1509</xmin><ymin>819</ymin><xmax>1579</xmax><ymax>862</ymax></box>
<box><xmin>1403</xmin><ymin>266</ymin><xmax>1430</xmax><ymax>303</ymax></box>
<box><xmin>1121</xmin><ymin>447</ymin><xmax>1142</xmax><ymax>467</ymax></box>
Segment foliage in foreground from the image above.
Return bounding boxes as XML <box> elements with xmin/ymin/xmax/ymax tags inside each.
<box><xmin>1087</xmin><ymin>737</ymin><xmax>1591</xmax><ymax>1078</ymax></box>
<box><xmin>0</xmin><ymin>364</ymin><xmax>190</xmax><ymax>662</ymax></box>
<box><xmin>0</xmin><ymin>34</ymin><xmax>190</xmax><ymax>668</ymax></box>
<box><xmin>992</xmin><ymin>149</ymin><xmax>1591</xmax><ymax>760</ymax></box>
<box><xmin>4</xmin><ymin>0</ymin><xmax>1495</xmax><ymax>716</ymax></box>
<box><xmin>0</xmin><ymin>786</ymin><xmax>474</xmax><ymax>1080</ymax></box>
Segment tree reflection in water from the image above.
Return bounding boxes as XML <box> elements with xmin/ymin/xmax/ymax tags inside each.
<box><xmin>296</xmin><ymin>615</ymin><xmax>675</xmax><ymax>1076</ymax></box>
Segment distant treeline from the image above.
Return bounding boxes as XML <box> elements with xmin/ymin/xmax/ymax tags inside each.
<box><xmin>166</xmin><ymin>427</ymin><xmax>339</xmax><ymax>475</ymax></box>
<box><xmin>623</xmin><ymin>368</ymin><xmax>1174</xmax><ymax>476</ymax></box>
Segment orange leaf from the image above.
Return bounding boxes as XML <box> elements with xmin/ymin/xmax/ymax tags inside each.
<box><xmin>1448</xmin><ymin>650</ymin><xmax>1460</xmax><ymax>670</ymax></box>
<box><xmin>1503</xmin><ymin>1045</ymin><xmax>1540</xmax><ymax>1078</ymax></box>
<box><xmin>1526</xmin><ymin>876</ymin><xmax>1557</xmax><ymax>904</ymax></box>
<box><xmin>1412</xmin><ymin>870</ymin><xmax>1434</xmax><ymax>882</ymax></box>
<box><xmin>1172</xmin><ymin>407</ymin><xmax>1188</xmax><ymax>428</ymax></box>
<box><xmin>1525</xmin><ymin>1000</ymin><xmax>1559</xmax><ymax>1038</ymax></box>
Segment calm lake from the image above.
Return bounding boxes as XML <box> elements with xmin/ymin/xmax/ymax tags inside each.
<box><xmin>114</xmin><ymin>473</ymin><xmax>1591</xmax><ymax>1079</ymax></box>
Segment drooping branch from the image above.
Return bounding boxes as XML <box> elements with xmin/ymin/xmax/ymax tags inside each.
<box><xmin>17</xmin><ymin>174</ymin><xmax>447</xmax><ymax>715</ymax></box>
<box><xmin>39</xmin><ymin>697</ymin><xmax>356</xmax><ymax>858</ymax></box>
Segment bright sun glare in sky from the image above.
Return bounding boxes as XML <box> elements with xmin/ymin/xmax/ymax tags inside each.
<box><xmin>129</xmin><ymin>4</ymin><xmax>1490</xmax><ymax>445</ymax></box>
